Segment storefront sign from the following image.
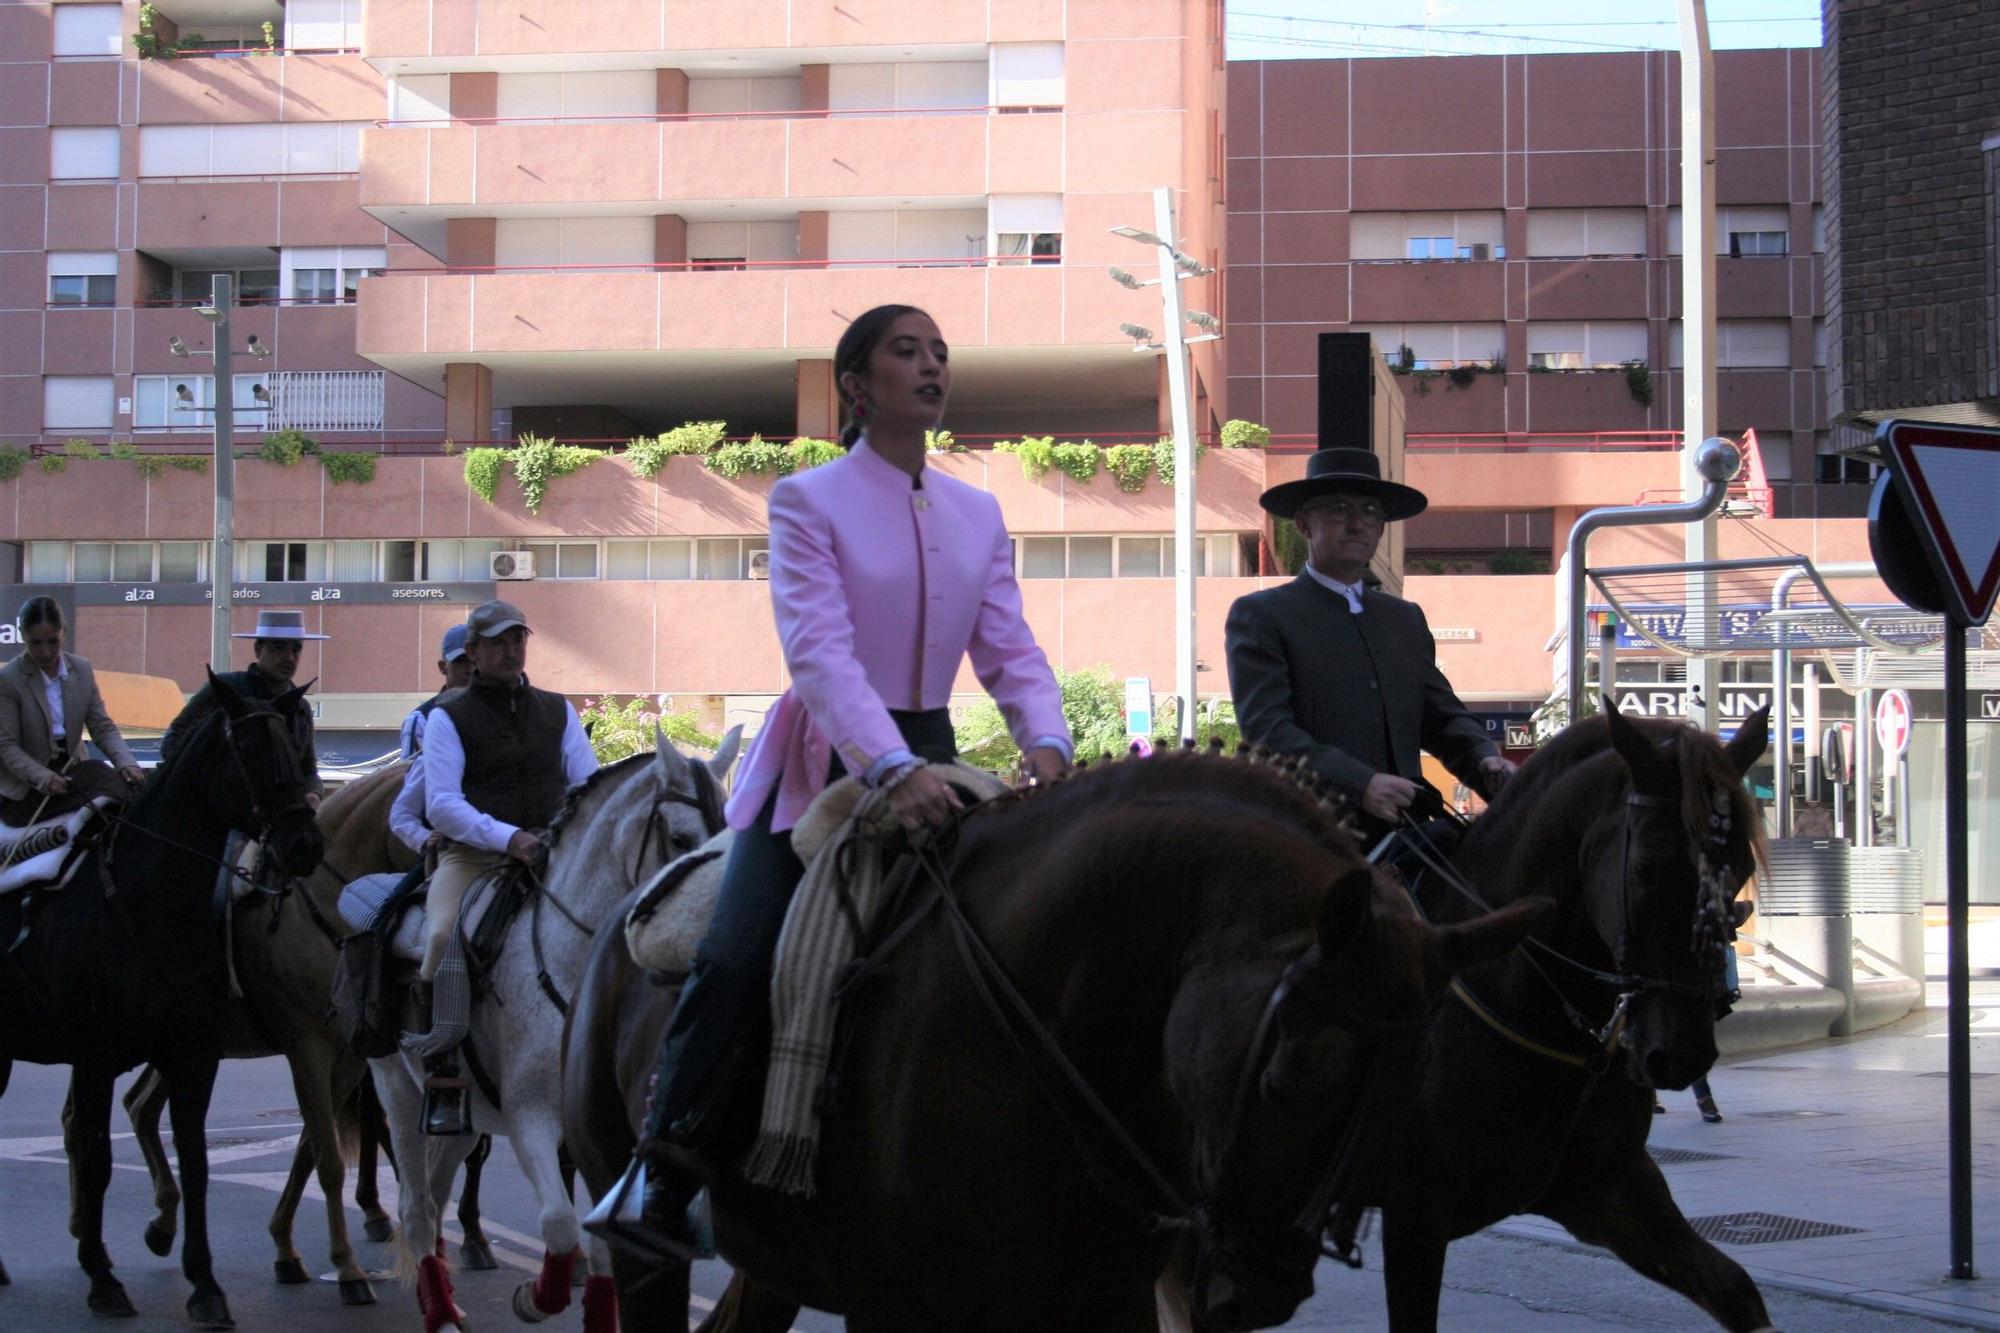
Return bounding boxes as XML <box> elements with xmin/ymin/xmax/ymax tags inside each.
<box><xmin>11</xmin><ymin>582</ymin><xmax>500</xmax><ymax>608</ymax></box>
<box><xmin>1614</xmin><ymin>688</ymin><xmax>1774</xmax><ymax>720</ymax></box>
<box><xmin>1430</xmin><ymin>627</ymin><xmax>1478</xmax><ymax>641</ymax></box>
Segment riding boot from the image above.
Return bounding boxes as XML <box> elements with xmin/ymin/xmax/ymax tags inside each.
<box><xmin>421</xmin><ymin>1057</ymin><xmax>472</xmax><ymax>1137</ymax></box>
<box><xmin>582</xmin><ymin>1051</ymin><xmax>715</xmax><ymax>1263</ymax></box>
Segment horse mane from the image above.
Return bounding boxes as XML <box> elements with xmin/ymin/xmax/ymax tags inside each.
<box><xmin>547</xmin><ymin>749</ymin><xmax>652</xmax><ymax>848</ymax></box>
<box><xmin>976</xmin><ymin>744</ymin><xmax>1362</xmax><ymax>861</ymax></box>
<box><xmin>120</xmin><ymin>706</ymin><xmax>228</xmax><ymax>830</ymax></box>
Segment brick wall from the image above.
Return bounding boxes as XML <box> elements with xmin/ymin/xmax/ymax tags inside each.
<box><xmin>1823</xmin><ymin>0</ymin><xmax>2000</xmax><ymax>416</ymax></box>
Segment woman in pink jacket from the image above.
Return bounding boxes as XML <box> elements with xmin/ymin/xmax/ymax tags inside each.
<box><xmin>590</xmin><ymin>304</ymin><xmax>1073</xmax><ymax>1260</ymax></box>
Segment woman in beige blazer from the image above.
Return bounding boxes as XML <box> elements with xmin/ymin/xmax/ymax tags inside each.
<box><xmin>0</xmin><ymin>596</ymin><xmax>143</xmax><ymax>814</ymax></box>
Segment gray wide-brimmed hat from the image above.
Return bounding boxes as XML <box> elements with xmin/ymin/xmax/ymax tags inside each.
<box><xmin>232</xmin><ymin>609</ymin><xmax>329</xmax><ymax>641</ymax></box>
<box><xmin>1256</xmin><ymin>447</ymin><xmax>1428</xmax><ymax>522</ymax></box>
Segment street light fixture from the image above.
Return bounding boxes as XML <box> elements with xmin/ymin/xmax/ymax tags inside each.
<box><xmin>1108</xmin><ymin>186</ymin><xmax>1218</xmax><ymax>744</ymax></box>
<box><xmin>168</xmin><ymin>335</ymin><xmax>192</xmax><ymax>358</ymax></box>
<box><xmin>194</xmin><ymin>303</ymin><xmax>222</xmax><ymax>323</ymax></box>
<box><xmin>246</xmin><ymin>334</ymin><xmax>269</xmax><ymax>358</ymax></box>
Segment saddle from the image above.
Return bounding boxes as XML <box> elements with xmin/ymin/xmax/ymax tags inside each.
<box><xmin>0</xmin><ymin>798</ymin><xmax>116</xmax><ymax>899</ymax></box>
<box><xmin>336</xmin><ymin>871</ymin><xmax>502</xmax><ymax>965</ymax></box>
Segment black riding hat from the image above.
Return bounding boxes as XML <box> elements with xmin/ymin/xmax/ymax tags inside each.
<box><xmin>1256</xmin><ymin>447</ymin><xmax>1428</xmax><ymax>522</ymax></box>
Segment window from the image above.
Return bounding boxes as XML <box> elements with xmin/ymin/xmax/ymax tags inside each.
<box><xmin>991</xmin><ymin>194</ymin><xmax>1063</xmax><ymax>266</ymax></box>
<box><xmin>1018</xmin><ymin>537</ymin><xmax>1065</xmax><ymax>579</ymax></box>
<box><xmin>388</xmin><ymin>74</ymin><xmax>452</xmax><ymax>124</ymax></box>
<box><xmin>1118</xmin><ymin>538</ymin><xmax>1164</xmax><ymax>578</ymax></box>
<box><xmin>606</xmin><ymin>538</ymin><xmax>695</xmax><ymax>580</ymax></box>
<box><xmin>25</xmin><ymin>542</ymin><xmax>68</xmax><ymax>583</ymax></box>
<box><xmin>53</xmin><ymin>4</ymin><xmax>123</xmax><ymax>58</ymax></box>
<box><xmin>245</xmin><ymin>542</ymin><xmax>329</xmax><ymax>583</ymax></box>
<box><xmin>696</xmin><ymin>538</ymin><xmax>765</xmax><ymax>580</ymax></box>
<box><xmin>285</xmin><ymin>0</ymin><xmax>363</xmax><ymax>50</ymax></box>
<box><xmin>49</xmin><ymin>253</ymin><xmax>117</xmax><ymax>306</ymax></box>
<box><xmin>1527</xmin><ymin>321</ymin><xmax>1647</xmax><ymax>370</ymax></box>
<box><xmin>1350</xmin><ymin>212</ymin><xmax>1504</xmax><ymax>262</ymax></box>
<box><xmin>1666</xmin><ymin>320</ymin><xmax>1792</xmax><ymax>369</ymax></box>
<box><xmin>1729</xmin><ymin>230</ymin><xmax>1787</xmax><ymax>258</ymax></box>
<box><xmin>1524</xmin><ymin>208</ymin><xmax>1646</xmax><ymax>258</ymax></box>
<box><xmin>281</xmin><ymin>246</ymin><xmax>385</xmax><ymax>302</ymax></box>
<box><xmin>158</xmin><ymin>542</ymin><xmax>203</xmax><ymax>583</ymax></box>
<box><xmin>995</xmin><ymin>232</ymin><xmax>1061</xmax><ymax>265</ymax></box>
<box><xmin>73</xmin><ymin>543</ymin><xmax>154</xmax><ymax>582</ymax></box>
<box><xmin>137</xmin><ymin>123</ymin><xmax>365</xmax><ymax>179</ymax></box>
<box><xmin>496</xmin><ymin>70</ymin><xmax>657</xmax><ymax>124</ymax></box>
<box><xmin>1666</xmin><ymin>206</ymin><xmax>1791</xmax><ymax>257</ymax></box>
<box><xmin>133</xmin><ymin>374</ymin><xmax>269</xmax><ymax>430</ymax></box>
<box><xmin>383</xmin><ymin>541</ymin><xmax>417</xmax><ymax>581</ymax></box>
<box><xmin>420</xmin><ymin>539</ymin><xmax>502</xmax><ymax>581</ymax></box>
<box><xmin>331</xmin><ymin>540</ymin><xmax>377</xmax><ymax>582</ymax></box>
<box><xmin>1357</xmin><ymin>323</ymin><xmax>1504</xmax><ymax>370</ymax></box>
<box><xmin>174</xmin><ymin>267</ymin><xmax>281</xmax><ymax>304</ymax></box>
<box><xmin>991</xmin><ymin>43</ymin><xmax>1065</xmax><ymax>108</ymax></box>
<box><xmin>44</xmin><ymin>376</ymin><xmax>115</xmax><ymax>431</ymax></box>
<box><xmin>1067</xmin><ymin>537</ymin><xmax>1113</xmax><ymax>578</ymax></box>
<box><xmin>51</xmin><ymin>127</ymin><xmax>120</xmax><ymax>181</ymax></box>
<box><xmin>293</xmin><ymin>269</ymin><xmax>338</xmax><ymax>303</ymax></box>
<box><xmin>517</xmin><ymin>542</ymin><xmax>600</xmax><ymax>580</ymax></box>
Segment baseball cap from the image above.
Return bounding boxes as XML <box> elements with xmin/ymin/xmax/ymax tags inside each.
<box><xmin>440</xmin><ymin>623</ymin><xmax>470</xmax><ymax>661</ymax></box>
<box><xmin>465</xmin><ymin>599</ymin><xmax>531</xmax><ymax>640</ymax></box>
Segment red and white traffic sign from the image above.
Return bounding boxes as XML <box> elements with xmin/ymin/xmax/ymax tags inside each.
<box><xmin>1879</xmin><ymin>421</ymin><xmax>2000</xmax><ymax>626</ymax></box>
<box><xmin>1875</xmin><ymin>688</ymin><xmax>1913</xmax><ymax>761</ymax></box>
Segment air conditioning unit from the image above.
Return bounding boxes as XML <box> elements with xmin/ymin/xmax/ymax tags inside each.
<box><xmin>489</xmin><ymin>550</ymin><xmax>536</xmax><ymax>581</ymax></box>
<box><xmin>746</xmin><ymin>550</ymin><xmax>771</xmax><ymax>580</ymax></box>
<box><xmin>1468</xmin><ymin>243</ymin><xmax>1493</xmax><ymax>261</ymax></box>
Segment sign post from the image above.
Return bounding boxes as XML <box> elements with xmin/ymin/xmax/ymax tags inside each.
<box><xmin>1124</xmin><ymin>676</ymin><xmax>1153</xmax><ymax>745</ymax></box>
<box><xmin>1871</xmin><ymin>419</ymin><xmax>2000</xmax><ymax>1281</ymax></box>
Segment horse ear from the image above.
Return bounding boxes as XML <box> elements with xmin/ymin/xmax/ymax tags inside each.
<box><xmin>1437</xmin><ymin>896</ymin><xmax>1554</xmax><ymax>975</ymax></box>
<box><xmin>1723</xmin><ymin>704</ymin><xmax>1771</xmax><ymax>778</ymax></box>
<box><xmin>206</xmin><ymin>667</ymin><xmax>248</xmax><ymax>717</ymax></box>
<box><xmin>1315</xmin><ymin>866</ymin><xmax>1375</xmax><ymax>956</ymax></box>
<box><xmin>709</xmin><ymin>724</ymin><xmax>744</xmax><ymax>783</ymax></box>
<box><xmin>276</xmin><ymin>679</ymin><xmax>315</xmax><ymax>712</ymax></box>
<box><xmin>653</xmin><ymin>726</ymin><xmax>690</xmax><ymax>786</ymax></box>
<box><xmin>1604</xmin><ymin>700</ymin><xmax>1672</xmax><ymax>789</ymax></box>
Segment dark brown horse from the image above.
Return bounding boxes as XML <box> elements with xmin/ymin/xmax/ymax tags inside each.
<box><xmin>566</xmin><ymin>749</ymin><xmax>1549</xmax><ymax>1332</ymax></box>
<box><xmin>0</xmin><ymin>674</ymin><xmax>324</xmax><ymax>1327</ymax></box>
<box><xmin>1362</xmin><ymin>704</ymin><xmax>1774</xmax><ymax>1330</ymax></box>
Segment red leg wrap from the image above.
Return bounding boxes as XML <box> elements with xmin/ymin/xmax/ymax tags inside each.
<box><xmin>583</xmin><ymin>1273</ymin><xmax>620</xmax><ymax>1333</ymax></box>
<box><xmin>530</xmin><ymin>1247</ymin><xmax>576</xmax><ymax>1316</ymax></box>
<box><xmin>416</xmin><ymin>1254</ymin><xmax>467</xmax><ymax>1333</ymax></box>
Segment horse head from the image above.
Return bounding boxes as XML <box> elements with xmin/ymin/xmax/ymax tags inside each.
<box><xmin>202</xmin><ymin>668</ymin><xmax>323</xmax><ymax>877</ymax></box>
<box><xmin>1177</xmin><ymin>862</ymin><xmax>1550</xmax><ymax>1331</ymax></box>
<box><xmin>1590</xmin><ymin>702</ymin><xmax>1768</xmax><ymax>1091</ymax></box>
<box><xmin>544</xmin><ymin>733</ymin><xmax>730</xmax><ymax>921</ymax></box>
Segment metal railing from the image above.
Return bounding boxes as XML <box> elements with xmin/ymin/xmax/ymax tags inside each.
<box><xmin>375</xmin><ymin>253</ymin><xmax>1063</xmax><ymax>277</ymax></box>
<box><xmin>375</xmin><ymin>103</ymin><xmax>1061</xmax><ymax>129</ymax></box>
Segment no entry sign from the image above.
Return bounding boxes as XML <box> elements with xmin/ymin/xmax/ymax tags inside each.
<box><xmin>1875</xmin><ymin>688</ymin><xmax>1913</xmax><ymax>761</ymax></box>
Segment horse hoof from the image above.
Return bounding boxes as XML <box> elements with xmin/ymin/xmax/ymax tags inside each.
<box><xmin>338</xmin><ymin>1277</ymin><xmax>377</xmax><ymax>1306</ymax></box>
<box><xmin>513</xmin><ymin>1281</ymin><xmax>555</xmax><ymax>1323</ymax></box>
<box><xmin>459</xmin><ymin>1237</ymin><xmax>497</xmax><ymax>1271</ymax></box>
<box><xmin>87</xmin><ymin>1277</ymin><xmax>137</xmax><ymax>1317</ymax></box>
<box><xmin>272</xmin><ymin>1257</ymin><xmax>310</xmax><ymax>1285</ymax></box>
<box><xmin>186</xmin><ymin>1291</ymin><xmax>234</xmax><ymax>1329</ymax></box>
<box><xmin>362</xmin><ymin>1215</ymin><xmax>395</xmax><ymax>1244</ymax></box>
<box><xmin>143</xmin><ymin>1222</ymin><xmax>176</xmax><ymax>1257</ymax></box>
<box><xmin>0</xmin><ymin>1255</ymin><xmax>10</xmax><ymax>1285</ymax></box>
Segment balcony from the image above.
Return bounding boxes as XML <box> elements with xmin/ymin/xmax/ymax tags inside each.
<box><xmin>361</xmin><ymin>110</ymin><xmax>1017</xmax><ymax>212</ymax></box>
<box><xmin>138</xmin><ymin>53</ymin><xmax>383</xmax><ymax>125</ymax></box>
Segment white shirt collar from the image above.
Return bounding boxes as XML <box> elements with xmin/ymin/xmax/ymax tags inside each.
<box><xmin>1304</xmin><ymin>563</ymin><xmax>1366</xmax><ymax>613</ymax></box>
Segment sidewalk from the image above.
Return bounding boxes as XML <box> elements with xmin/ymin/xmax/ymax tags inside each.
<box><xmin>1495</xmin><ymin>975</ymin><xmax>2000</xmax><ymax>1328</ymax></box>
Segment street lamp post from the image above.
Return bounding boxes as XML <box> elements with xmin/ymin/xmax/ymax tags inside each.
<box><xmin>1110</xmin><ymin>187</ymin><xmax>1218</xmax><ymax>745</ymax></box>
<box><xmin>206</xmin><ymin>274</ymin><xmax>236</xmax><ymax>673</ymax></box>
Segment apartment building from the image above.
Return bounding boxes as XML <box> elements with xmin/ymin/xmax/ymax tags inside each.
<box><xmin>4</xmin><ymin>0</ymin><xmax>1247</xmax><ymax>747</ymax></box>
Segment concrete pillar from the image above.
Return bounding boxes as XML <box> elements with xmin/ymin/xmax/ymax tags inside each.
<box><xmin>445</xmin><ymin>218</ymin><xmax>496</xmax><ymax>268</ymax></box>
<box><xmin>655</xmin><ymin>215</ymin><xmax>687</xmax><ymax>267</ymax></box>
<box><xmin>444</xmin><ymin>363</ymin><xmax>493</xmax><ymax>444</ymax></box>
<box><xmin>799</xmin><ymin>65</ymin><xmax>830</xmax><ymax>116</ymax></box>
<box><xmin>451</xmin><ymin>72</ymin><xmax>498</xmax><ymax>121</ymax></box>
<box><xmin>657</xmin><ymin>68</ymin><xmax>688</xmax><ymax>118</ymax></box>
<box><xmin>795</xmin><ymin>359</ymin><xmax>839</xmax><ymax>441</ymax></box>
<box><xmin>798</xmin><ymin>211</ymin><xmax>829</xmax><ymax>264</ymax></box>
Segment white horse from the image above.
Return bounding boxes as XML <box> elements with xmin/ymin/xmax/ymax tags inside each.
<box><xmin>371</xmin><ymin>730</ymin><xmax>735</xmax><ymax>1333</ymax></box>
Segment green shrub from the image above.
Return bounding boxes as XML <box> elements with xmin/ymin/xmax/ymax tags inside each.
<box><xmin>783</xmin><ymin>437</ymin><xmax>842</xmax><ymax>474</ymax></box>
<box><xmin>442</xmin><ymin>438</ymin><xmax>462</xmax><ymax>456</ymax></box>
<box><xmin>165</xmin><ymin>454</ymin><xmax>208</xmax><ymax>474</ymax></box>
<box><xmin>110</xmin><ymin>441</ymin><xmax>140</xmax><ymax>461</ymax></box>
<box><xmin>954</xmin><ymin>667</ymin><xmax>1242</xmax><ymax>769</ymax></box>
<box><xmin>321</xmin><ymin>452</ymin><xmax>377</xmax><ymax>485</ymax></box>
<box><xmin>1050</xmin><ymin>441</ymin><xmax>1100</xmax><ymax>484</ymax></box>
<box><xmin>259</xmin><ymin>429</ymin><xmax>319</xmax><ymax>466</ymax></box>
<box><xmin>131</xmin><ymin>455</ymin><xmax>166</xmax><ymax>478</ymax></box>
<box><xmin>1487</xmin><ymin>550</ymin><xmax>1547</xmax><ymax>576</ymax></box>
<box><xmin>629</xmin><ymin>421</ymin><xmax>727</xmax><ymax>478</ymax></box>
<box><xmin>1219</xmin><ymin>419</ymin><xmax>1271</xmax><ymax>449</ymax></box>
<box><xmin>995</xmin><ymin>436</ymin><xmax>1056</xmax><ymax>483</ymax></box>
<box><xmin>578</xmin><ymin>697</ymin><xmax>720</xmax><ymax>764</ymax></box>
<box><xmin>64</xmin><ymin>438</ymin><xmax>101</xmax><ymax>460</ymax></box>
<box><xmin>462</xmin><ymin>447</ymin><xmax>507</xmax><ymax>503</ymax></box>
<box><xmin>1104</xmin><ymin>443</ymin><xmax>1154</xmax><ymax>493</ymax></box>
<box><xmin>1622</xmin><ymin>359</ymin><xmax>1655</xmax><ymax>408</ymax></box>
<box><xmin>1152</xmin><ymin>436</ymin><xmax>1207</xmax><ymax>487</ymax></box>
<box><xmin>0</xmin><ymin>445</ymin><xmax>23</xmax><ymax>481</ymax></box>
<box><xmin>40</xmin><ymin>455</ymin><xmax>66</xmax><ymax>474</ymax></box>
<box><xmin>509</xmin><ymin>434</ymin><xmax>601</xmax><ymax>512</ymax></box>
<box><xmin>1445</xmin><ymin>364</ymin><xmax>1480</xmax><ymax>389</ymax></box>
<box><xmin>1271</xmin><ymin>518</ymin><xmax>1308</xmax><ymax>575</ymax></box>
<box><xmin>706</xmin><ymin>435</ymin><xmax>784</xmax><ymax>480</ymax></box>
<box><xmin>924</xmin><ymin>429</ymin><xmax>961</xmax><ymax>453</ymax></box>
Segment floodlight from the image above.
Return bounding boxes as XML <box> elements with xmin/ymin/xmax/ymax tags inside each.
<box><xmin>1109</xmin><ymin>224</ymin><xmax>1165</xmax><ymax>247</ymax></box>
<box><xmin>175</xmin><ymin>384</ymin><xmax>195</xmax><ymax>405</ymax></box>
<box><xmin>1120</xmin><ymin>323</ymin><xmax>1155</xmax><ymax>342</ymax></box>
<box><xmin>246</xmin><ymin>334</ymin><xmax>270</xmax><ymax>358</ymax></box>
<box><xmin>1185</xmin><ymin>310</ymin><xmax>1221</xmax><ymax>333</ymax></box>
<box><xmin>1107</xmin><ymin>267</ymin><xmax>1146</xmax><ymax>291</ymax></box>
<box><xmin>168</xmin><ymin>336</ymin><xmax>191</xmax><ymax>358</ymax></box>
<box><xmin>1174</xmin><ymin>252</ymin><xmax>1214</xmax><ymax>277</ymax></box>
<box><xmin>251</xmin><ymin>384</ymin><xmax>270</xmax><ymax>403</ymax></box>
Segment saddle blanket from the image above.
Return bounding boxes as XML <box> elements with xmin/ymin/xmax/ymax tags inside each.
<box><xmin>337</xmin><ymin>871</ymin><xmax>498</xmax><ymax>966</ymax></box>
<box><xmin>0</xmin><ymin>798</ymin><xmax>112</xmax><ymax>898</ymax></box>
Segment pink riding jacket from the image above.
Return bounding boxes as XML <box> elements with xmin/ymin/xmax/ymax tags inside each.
<box><xmin>725</xmin><ymin>439</ymin><xmax>1069</xmax><ymax>832</ymax></box>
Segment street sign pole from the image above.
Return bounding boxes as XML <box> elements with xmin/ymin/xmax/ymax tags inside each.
<box><xmin>1946</xmin><ymin>623</ymin><xmax>1973</xmax><ymax>1277</ymax></box>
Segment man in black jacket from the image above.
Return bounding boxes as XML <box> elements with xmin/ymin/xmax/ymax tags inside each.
<box><xmin>161</xmin><ymin>608</ymin><xmax>325</xmax><ymax>807</ymax></box>
<box><xmin>1226</xmin><ymin>448</ymin><xmax>1514</xmax><ymax>844</ymax></box>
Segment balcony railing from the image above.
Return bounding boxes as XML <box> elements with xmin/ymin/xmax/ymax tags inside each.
<box><xmin>374</xmin><ymin>103</ymin><xmax>1061</xmax><ymax>129</ymax></box>
<box><xmin>1268</xmin><ymin>432</ymin><xmax>1684</xmax><ymax>454</ymax></box>
<box><xmin>378</xmin><ymin>253</ymin><xmax>1062</xmax><ymax>277</ymax></box>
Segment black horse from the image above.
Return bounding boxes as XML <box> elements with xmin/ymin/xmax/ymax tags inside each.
<box><xmin>0</xmin><ymin>672</ymin><xmax>323</xmax><ymax>1328</ymax></box>
<box><xmin>1359</xmin><ymin>704</ymin><xmax>1773</xmax><ymax>1330</ymax></box>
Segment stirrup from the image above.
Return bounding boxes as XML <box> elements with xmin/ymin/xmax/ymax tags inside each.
<box><xmin>581</xmin><ymin>1158</ymin><xmax>715</xmax><ymax>1264</ymax></box>
<box><xmin>422</xmin><ymin>1070</ymin><xmax>472</xmax><ymax>1137</ymax></box>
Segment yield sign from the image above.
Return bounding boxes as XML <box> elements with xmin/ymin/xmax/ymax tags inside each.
<box><xmin>1878</xmin><ymin>421</ymin><xmax>2000</xmax><ymax>626</ymax></box>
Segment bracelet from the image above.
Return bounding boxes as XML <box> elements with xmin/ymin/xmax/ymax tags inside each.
<box><xmin>874</xmin><ymin>757</ymin><xmax>929</xmax><ymax>794</ymax></box>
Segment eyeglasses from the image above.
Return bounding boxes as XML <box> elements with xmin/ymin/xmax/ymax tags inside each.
<box><xmin>1307</xmin><ymin>498</ymin><xmax>1388</xmax><ymax>525</ymax></box>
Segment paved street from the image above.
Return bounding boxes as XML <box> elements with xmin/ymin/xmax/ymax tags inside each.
<box><xmin>1</xmin><ymin>985</ymin><xmax>1995</xmax><ymax>1331</ymax></box>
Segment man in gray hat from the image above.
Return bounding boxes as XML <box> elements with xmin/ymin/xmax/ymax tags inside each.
<box><xmin>411</xmin><ymin>600</ymin><xmax>595</xmax><ymax>1043</ymax></box>
<box><xmin>1226</xmin><ymin>448</ymin><xmax>1514</xmax><ymax>843</ymax></box>
<box><xmin>161</xmin><ymin>608</ymin><xmax>326</xmax><ymax>805</ymax></box>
